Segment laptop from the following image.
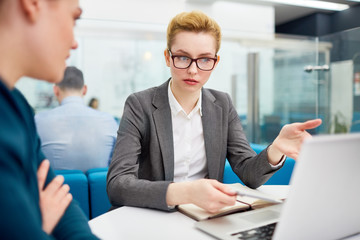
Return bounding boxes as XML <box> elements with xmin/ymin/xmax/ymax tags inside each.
<box><xmin>195</xmin><ymin>133</ymin><xmax>360</xmax><ymax>240</ymax></box>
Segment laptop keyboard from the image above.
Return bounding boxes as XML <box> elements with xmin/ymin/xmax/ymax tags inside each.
<box><xmin>230</xmin><ymin>222</ymin><xmax>277</xmax><ymax>240</ymax></box>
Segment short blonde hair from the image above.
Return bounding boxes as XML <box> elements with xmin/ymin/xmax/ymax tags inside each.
<box><xmin>166</xmin><ymin>11</ymin><xmax>222</xmax><ymax>54</ymax></box>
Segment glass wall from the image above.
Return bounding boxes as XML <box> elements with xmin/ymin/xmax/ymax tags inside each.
<box><xmin>249</xmin><ymin>27</ymin><xmax>360</xmax><ymax>144</ymax></box>
<box><xmin>16</xmin><ymin>19</ymin><xmax>360</xmax><ymax>144</ymax></box>
<box><xmin>252</xmin><ymin>36</ymin><xmax>331</xmax><ymax>144</ymax></box>
<box><xmin>319</xmin><ymin>28</ymin><xmax>360</xmax><ymax>134</ymax></box>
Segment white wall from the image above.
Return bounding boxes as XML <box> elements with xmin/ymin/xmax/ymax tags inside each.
<box><xmin>79</xmin><ymin>0</ymin><xmax>275</xmax><ymax>39</ymax></box>
<box><xmin>330</xmin><ymin>60</ymin><xmax>354</xmax><ymax>132</ymax></box>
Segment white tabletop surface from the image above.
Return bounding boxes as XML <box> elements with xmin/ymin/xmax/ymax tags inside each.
<box><xmin>89</xmin><ymin>185</ymin><xmax>290</xmax><ymax>240</ymax></box>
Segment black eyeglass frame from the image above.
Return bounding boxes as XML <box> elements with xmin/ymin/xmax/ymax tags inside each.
<box><xmin>168</xmin><ymin>49</ymin><xmax>218</xmax><ymax>71</ymax></box>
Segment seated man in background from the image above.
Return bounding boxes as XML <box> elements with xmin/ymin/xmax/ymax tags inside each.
<box><xmin>35</xmin><ymin>66</ymin><xmax>118</xmax><ymax>172</ymax></box>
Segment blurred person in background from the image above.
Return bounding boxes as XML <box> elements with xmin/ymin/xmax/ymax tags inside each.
<box><xmin>88</xmin><ymin>97</ymin><xmax>99</xmax><ymax>110</ymax></box>
<box><xmin>35</xmin><ymin>66</ymin><xmax>118</xmax><ymax>173</ymax></box>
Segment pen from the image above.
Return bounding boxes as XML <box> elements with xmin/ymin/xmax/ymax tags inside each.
<box><xmin>235</xmin><ymin>191</ymin><xmax>283</xmax><ymax>204</ymax></box>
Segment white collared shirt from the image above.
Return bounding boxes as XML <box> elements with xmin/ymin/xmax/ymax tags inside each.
<box><xmin>168</xmin><ymin>81</ymin><xmax>208</xmax><ymax>182</ymax></box>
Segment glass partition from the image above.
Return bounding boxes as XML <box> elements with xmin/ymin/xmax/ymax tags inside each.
<box><xmin>249</xmin><ymin>27</ymin><xmax>360</xmax><ymax>144</ymax></box>
<box><xmin>319</xmin><ymin>28</ymin><xmax>360</xmax><ymax>134</ymax></box>
<box><xmin>246</xmin><ymin>36</ymin><xmax>331</xmax><ymax>144</ymax></box>
<box><xmin>15</xmin><ymin>19</ymin><xmax>360</xmax><ymax>144</ymax></box>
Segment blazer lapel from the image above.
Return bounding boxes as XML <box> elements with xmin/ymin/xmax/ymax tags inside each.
<box><xmin>202</xmin><ymin>89</ymin><xmax>223</xmax><ymax>180</ymax></box>
<box><xmin>152</xmin><ymin>80</ymin><xmax>174</xmax><ymax>181</ymax></box>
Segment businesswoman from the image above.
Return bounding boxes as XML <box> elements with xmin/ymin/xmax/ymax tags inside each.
<box><xmin>0</xmin><ymin>0</ymin><xmax>97</xmax><ymax>238</ymax></box>
<box><xmin>107</xmin><ymin>11</ymin><xmax>321</xmax><ymax>213</ymax></box>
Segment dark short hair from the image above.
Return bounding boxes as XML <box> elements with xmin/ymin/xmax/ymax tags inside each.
<box><xmin>56</xmin><ymin>66</ymin><xmax>84</xmax><ymax>90</ymax></box>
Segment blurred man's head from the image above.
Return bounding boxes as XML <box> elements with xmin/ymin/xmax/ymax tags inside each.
<box><xmin>54</xmin><ymin>66</ymin><xmax>87</xmax><ymax>103</ymax></box>
<box><xmin>57</xmin><ymin>66</ymin><xmax>84</xmax><ymax>90</ymax></box>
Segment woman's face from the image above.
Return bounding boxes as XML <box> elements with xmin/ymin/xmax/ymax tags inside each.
<box><xmin>165</xmin><ymin>31</ymin><xmax>219</xmax><ymax>96</ymax></box>
<box><xmin>28</xmin><ymin>0</ymin><xmax>82</xmax><ymax>83</ymax></box>
<box><xmin>91</xmin><ymin>100</ymin><xmax>99</xmax><ymax>109</ymax></box>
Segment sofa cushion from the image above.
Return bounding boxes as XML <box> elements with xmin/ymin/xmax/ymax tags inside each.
<box><xmin>54</xmin><ymin>169</ymin><xmax>90</xmax><ymax>219</ymax></box>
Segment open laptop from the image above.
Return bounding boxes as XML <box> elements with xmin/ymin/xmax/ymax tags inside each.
<box><xmin>195</xmin><ymin>133</ymin><xmax>360</xmax><ymax>240</ymax></box>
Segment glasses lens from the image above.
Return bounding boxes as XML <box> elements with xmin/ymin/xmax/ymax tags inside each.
<box><xmin>173</xmin><ymin>56</ymin><xmax>191</xmax><ymax>69</ymax></box>
<box><xmin>197</xmin><ymin>58</ymin><xmax>215</xmax><ymax>71</ymax></box>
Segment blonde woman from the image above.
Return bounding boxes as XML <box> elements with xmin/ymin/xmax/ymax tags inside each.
<box><xmin>107</xmin><ymin>11</ymin><xmax>321</xmax><ymax>213</ymax></box>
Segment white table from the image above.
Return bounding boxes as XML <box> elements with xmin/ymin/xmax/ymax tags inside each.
<box><xmin>89</xmin><ymin>185</ymin><xmax>289</xmax><ymax>240</ymax></box>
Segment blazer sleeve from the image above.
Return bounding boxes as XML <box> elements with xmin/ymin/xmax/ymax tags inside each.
<box><xmin>107</xmin><ymin>94</ymin><xmax>172</xmax><ymax>211</ymax></box>
<box><xmin>225</xmin><ymin>93</ymin><xmax>283</xmax><ymax>188</ymax></box>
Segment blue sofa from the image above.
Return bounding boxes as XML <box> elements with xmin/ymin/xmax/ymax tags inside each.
<box><xmin>223</xmin><ymin>143</ymin><xmax>295</xmax><ymax>185</ymax></box>
<box><xmin>86</xmin><ymin>168</ymin><xmax>111</xmax><ymax>219</ymax></box>
<box><xmin>54</xmin><ymin>143</ymin><xmax>295</xmax><ymax>219</ymax></box>
<box><xmin>54</xmin><ymin>168</ymin><xmax>110</xmax><ymax>219</ymax></box>
<box><xmin>54</xmin><ymin>169</ymin><xmax>90</xmax><ymax>219</ymax></box>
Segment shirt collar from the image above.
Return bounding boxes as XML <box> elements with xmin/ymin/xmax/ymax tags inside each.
<box><xmin>61</xmin><ymin>96</ymin><xmax>84</xmax><ymax>106</ymax></box>
<box><xmin>168</xmin><ymin>79</ymin><xmax>202</xmax><ymax>117</ymax></box>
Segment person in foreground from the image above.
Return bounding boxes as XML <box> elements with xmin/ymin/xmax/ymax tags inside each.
<box><xmin>107</xmin><ymin>11</ymin><xmax>322</xmax><ymax>213</ymax></box>
<box><xmin>0</xmin><ymin>0</ymin><xmax>98</xmax><ymax>239</ymax></box>
<box><xmin>35</xmin><ymin>66</ymin><xmax>118</xmax><ymax>173</ymax></box>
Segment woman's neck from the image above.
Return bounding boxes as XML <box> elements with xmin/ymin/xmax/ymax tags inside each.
<box><xmin>0</xmin><ymin>69</ymin><xmax>19</xmax><ymax>89</ymax></box>
<box><xmin>170</xmin><ymin>81</ymin><xmax>200</xmax><ymax>115</ymax></box>
<box><xmin>0</xmin><ymin>32</ymin><xmax>23</xmax><ymax>89</ymax></box>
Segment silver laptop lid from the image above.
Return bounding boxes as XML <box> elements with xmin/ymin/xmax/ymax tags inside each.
<box><xmin>273</xmin><ymin>133</ymin><xmax>360</xmax><ymax>240</ymax></box>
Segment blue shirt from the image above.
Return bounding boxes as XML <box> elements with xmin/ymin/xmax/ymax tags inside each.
<box><xmin>0</xmin><ymin>79</ymin><xmax>98</xmax><ymax>239</ymax></box>
<box><xmin>35</xmin><ymin>96</ymin><xmax>118</xmax><ymax>172</ymax></box>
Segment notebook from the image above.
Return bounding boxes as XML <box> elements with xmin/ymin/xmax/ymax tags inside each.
<box><xmin>178</xmin><ymin>183</ymin><xmax>283</xmax><ymax>221</ymax></box>
<box><xmin>195</xmin><ymin>133</ymin><xmax>360</xmax><ymax>240</ymax></box>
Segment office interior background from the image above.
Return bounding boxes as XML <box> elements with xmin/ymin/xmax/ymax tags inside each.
<box><xmin>16</xmin><ymin>0</ymin><xmax>360</xmax><ymax>144</ymax></box>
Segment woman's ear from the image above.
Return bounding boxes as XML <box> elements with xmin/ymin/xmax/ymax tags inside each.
<box><xmin>214</xmin><ymin>55</ymin><xmax>220</xmax><ymax>69</ymax></box>
<box><xmin>164</xmin><ymin>49</ymin><xmax>171</xmax><ymax>67</ymax></box>
<box><xmin>19</xmin><ymin>0</ymin><xmax>41</xmax><ymax>23</ymax></box>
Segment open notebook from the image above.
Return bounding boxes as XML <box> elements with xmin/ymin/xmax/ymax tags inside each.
<box><xmin>178</xmin><ymin>183</ymin><xmax>284</xmax><ymax>221</ymax></box>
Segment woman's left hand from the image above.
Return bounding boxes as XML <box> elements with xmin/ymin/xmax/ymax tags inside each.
<box><xmin>270</xmin><ymin>119</ymin><xmax>322</xmax><ymax>162</ymax></box>
<box><xmin>37</xmin><ymin>160</ymin><xmax>73</xmax><ymax>234</ymax></box>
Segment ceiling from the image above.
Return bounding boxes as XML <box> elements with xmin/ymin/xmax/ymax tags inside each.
<box><xmin>190</xmin><ymin>0</ymin><xmax>360</xmax><ymax>26</ymax></box>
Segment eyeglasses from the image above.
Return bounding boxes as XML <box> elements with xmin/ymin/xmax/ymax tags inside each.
<box><xmin>168</xmin><ymin>50</ymin><xmax>217</xmax><ymax>71</ymax></box>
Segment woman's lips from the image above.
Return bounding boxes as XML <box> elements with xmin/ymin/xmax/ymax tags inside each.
<box><xmin>184</xmin><ymin>79</ymin><xmax>199</xmax><ymax>85</ymax></box>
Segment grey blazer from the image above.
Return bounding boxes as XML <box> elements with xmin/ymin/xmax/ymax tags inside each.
<box><xmin>107</xmin><ymin>80</ymin><xmax>281</xmax><ymax>211</ymax></box>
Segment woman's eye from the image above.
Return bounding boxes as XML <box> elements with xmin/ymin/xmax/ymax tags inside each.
<box><xmin>178</xmin><ymin>56</ymin><xmax>190</xmax><ymax>62</ymax></box>
<box><xmin>200</xmin><ymin>58</ymin><xmax>211</xmax><ymax>63</ymax></box>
